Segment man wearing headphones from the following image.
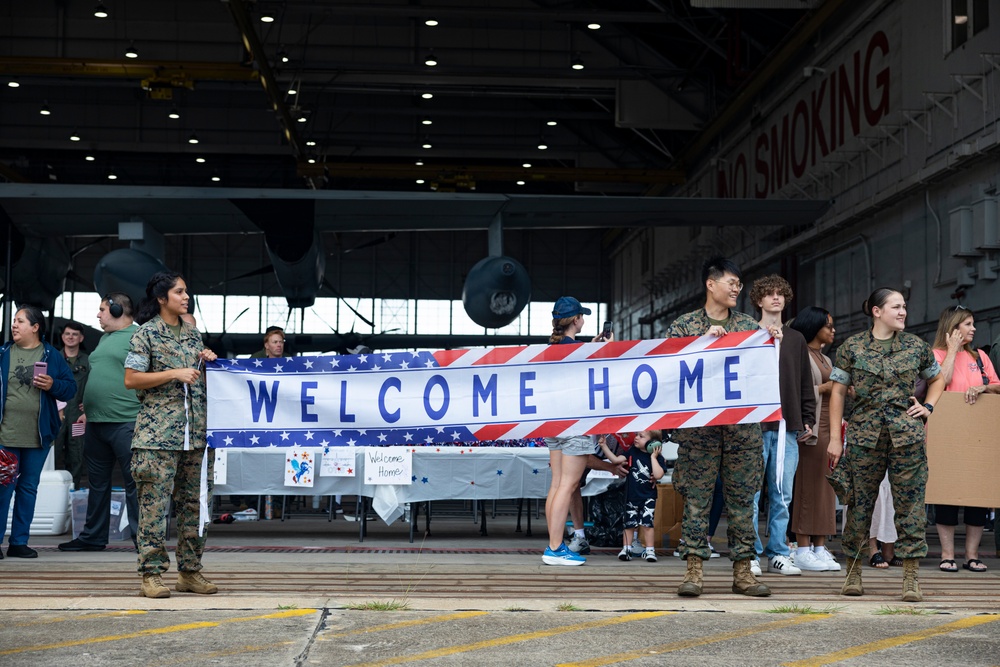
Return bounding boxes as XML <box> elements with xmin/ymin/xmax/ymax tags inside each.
<box><xmin>58</xmin><ymin>293</ymin><xmax>141</xmax><ymax>552</ymax></box>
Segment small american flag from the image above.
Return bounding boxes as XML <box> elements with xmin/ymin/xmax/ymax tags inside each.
<box><xmin>71</xmin><ymin>422</ymin><xmax>85</xmax><ymax>437</ymax></box>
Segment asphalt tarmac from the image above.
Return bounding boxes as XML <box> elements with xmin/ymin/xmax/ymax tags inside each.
<box><xmin>2</xmin><ymin>504</ymin><xmax>998</xmax><ymax>666</ymax></box>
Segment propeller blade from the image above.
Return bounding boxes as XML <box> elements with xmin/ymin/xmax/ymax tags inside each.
<box><xmin>321</xmin><ymin>278</ymin><xmax>375</xmax><ymax>328</ymax></box>
<box><xmin>209</xmin><ymin>265</ymin><xmax>274</xmax><ymax>288</ymax></box>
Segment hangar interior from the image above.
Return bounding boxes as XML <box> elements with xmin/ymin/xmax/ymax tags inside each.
<box><xmin>1</xmin><ymin>0</ymin><xmax>998</xmax><ymax>352</ymax></box>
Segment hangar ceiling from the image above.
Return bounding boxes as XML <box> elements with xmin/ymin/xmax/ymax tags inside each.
<box><xmin>0</xmin><ymin>0</ymin><xmax>817</xmax><ymax>193</ymax></box>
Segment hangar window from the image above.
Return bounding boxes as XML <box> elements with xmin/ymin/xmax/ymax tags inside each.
<box><xmin>947</xmin><ymin>0</ymin><xmax>989</xmax><ymax>52</ymax></box>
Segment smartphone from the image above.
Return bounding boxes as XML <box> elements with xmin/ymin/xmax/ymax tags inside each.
<box><xmin>601</xmin><ymin>321</ymin><xmax>613</xmax><ymax>339</ymax></box>
<box><xmin>32</xmin><ymin>361</ymin><xmax>48</xmax><ymax>378</ymax></box>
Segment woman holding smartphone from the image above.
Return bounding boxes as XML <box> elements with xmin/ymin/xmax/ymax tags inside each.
<box><xmin>0</xmin><ymin>305</ymin><xmax>77</xmax><ymax>558</ymax></box>
<box><xmin>125</xmin><ymin>272</ymin><xmax>217</xmax><ymax>598</ymax></box>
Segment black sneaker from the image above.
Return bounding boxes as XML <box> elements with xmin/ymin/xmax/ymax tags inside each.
<box><xmin>58</xmin><ymin>538</ymin><xmax>106</xmax><ymax>552</ymax></box>
<box><xmin>7</xmin><ymin>544</ymin><xmax>38</xmax><ymax>558</ymax></box>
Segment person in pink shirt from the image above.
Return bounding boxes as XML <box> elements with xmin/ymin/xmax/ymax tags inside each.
<box><xmin>931</xmin><ymin>305</ymin><xmax>1000</xmax><ymax>572</ymax></box>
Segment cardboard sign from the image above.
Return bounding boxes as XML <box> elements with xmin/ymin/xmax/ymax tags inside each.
<box><xmin>926</xmin><ymin>392</ymin><xmax>1000</xmax><ymax>506</ymax></box>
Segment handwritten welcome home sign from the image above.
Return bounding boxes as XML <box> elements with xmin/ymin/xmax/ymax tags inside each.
<box><xmin>205</xmin><ymin>331</ymin><xmax>780</xmax><ymax>449</ymax></box>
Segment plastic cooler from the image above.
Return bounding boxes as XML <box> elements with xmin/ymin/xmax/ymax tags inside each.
<box><xmin>71</xmin><ymin>488</ymin><xmax>129</xmax><ymax>540</ymax></box>
<box><xmin>4</xmin><ymin>469</ymin><xmax>73</xmax><ymax>537</ymax></box>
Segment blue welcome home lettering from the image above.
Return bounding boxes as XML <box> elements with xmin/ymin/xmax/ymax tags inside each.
<box><xmin>679</xmin><ymin>359</ymin><xmax>703</xmax><ymax>404</ymax></box>
<box><xmin>472</xmin><ymin>373</ymin><xmax>498</xmax><ymax>417</ymax></box>
<box><xmin>724</xmin><ymin>356</ymin><xmax>741</xmax><ymax>400</ymax></box>
<box><xmin>300</xmin><ymin>381</ymin><xmax>319</xmax><ymax>422</ymax></box>
<box><xmin>247</xmin><ymin>380</ymin><xmax>279</xmax><ymax>422</ymax></box>
<box><xmin>589</xmin><ymin>367</ymin><xmax>610</xmax><ymax>410</ymax></box>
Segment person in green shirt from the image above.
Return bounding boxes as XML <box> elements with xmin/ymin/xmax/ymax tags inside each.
<box><xmin>58</xmin><ymin>293</ymin><xmax>141</xmax><ymax>553</ymax></box>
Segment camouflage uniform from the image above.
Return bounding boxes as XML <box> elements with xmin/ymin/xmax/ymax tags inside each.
<box><xmin>125</xmin><ymin>316</ymin><xmax>211</xmax><ymax>576</ymax></box>
<box><xmin>830</xmin><ymin>330</ymin><xmax>940</xmax><ymax>561</ymax></box>
<box><xmin>54</xmin><ymin>350</ymin><xmax>89</xmax><ymax>488</ymax></box>
<box><xmin>667</xmin><ymin>309</ymin><xmax>764</xmax><ymax>562</ymax></box>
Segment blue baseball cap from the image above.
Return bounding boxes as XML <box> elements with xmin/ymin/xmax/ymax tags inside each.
<box><xmin>552</xmin><ymin>296</ymin><xmax>592</xmax><ymax>319</ymax></box>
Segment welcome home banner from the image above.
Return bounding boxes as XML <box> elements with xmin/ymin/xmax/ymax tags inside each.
<box><xmin>205</xmin><ymin>330</ymin><xmax>781</xmax><ymax>449</ymax></box>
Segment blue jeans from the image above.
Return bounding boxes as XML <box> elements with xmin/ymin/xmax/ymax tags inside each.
<box><xmin>753</xmin><ymin>430</ymin><xmax>799</xmax><ymax>558</ymax></box>
<box><xmin>0</xmin><ymin>446</ymin><xmax>50</xmax><ymax>546</ymax></box>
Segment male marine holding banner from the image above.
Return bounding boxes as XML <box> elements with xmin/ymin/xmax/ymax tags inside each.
<box><xmin>669</xmin><ymin>257</ymin><xmax>770</xmax><ymax>598</ymax></box>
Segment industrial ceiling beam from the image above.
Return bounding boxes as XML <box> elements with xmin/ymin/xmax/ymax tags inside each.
<box><xmin>225</xmin><ymin>0</ymin><xmax>315</xmax><ymax>188</ymax></box>
<box><xmin>267</xmin><ymin>4</ymin><xmax>680</xmax><ymax>24</ymax></box>
<box><xmin>0</xmin><ymin>57</ymin><xmax>258</xmax><ymax>82</ymax></box>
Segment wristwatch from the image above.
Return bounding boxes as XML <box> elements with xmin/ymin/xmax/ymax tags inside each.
<box><xmin>922</xmin><ymin>402</ymin><xmax>934</xmax><ymax>413</ymax></box>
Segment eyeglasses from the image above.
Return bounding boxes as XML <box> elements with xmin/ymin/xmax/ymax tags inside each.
<box><xmin>712</xmin><ymin>278</ymin><xmax>743</xmax><ymax>292</ymax></box>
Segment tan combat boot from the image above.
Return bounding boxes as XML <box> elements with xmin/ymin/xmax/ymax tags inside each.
<box><xmin>176</xmin><ymin>570</ymin><xmax>219</xmax><ymax>595</ymax></box>
<box><xmin>732</xmin><ymin>558</ymin><xmax>771</xmax><ymax>597</ymax></box>
<box><xmin>140</xmin><ymin>573</ymin><xmax>170</xmax><ymax>599</ymax></box>
<box><xmin>677</xmin><ymin>556</ymin><xmax>704</xmax><ymax>597</ymax></box>
<box><xmin>901</xmin><ymin>558</ymin><xmax>922</xmax><ymax>602</ymax></box>
<box><xmin>841</xmin><ymin>557</ymin><xmax>864</xmax><ymax>596</ymax></box>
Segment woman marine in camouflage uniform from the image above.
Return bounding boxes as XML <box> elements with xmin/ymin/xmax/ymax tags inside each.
<box><xmin>828</xmin><ymin>287</ymin><xmax>944</xmax><ymax>602</ymax></box>
<box><xmin>125</xmin><ymin>272</ymin><xmax>218</xmax><ymax>599</ymax></box>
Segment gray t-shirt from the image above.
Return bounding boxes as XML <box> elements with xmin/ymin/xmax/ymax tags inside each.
<box><xmin>0</xmin><ymin>344</ymin><xmax>45</xmax><ymax>448</ymax></box>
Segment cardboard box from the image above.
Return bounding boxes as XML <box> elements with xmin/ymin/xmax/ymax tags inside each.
<box><xmin>926</xmin><ymin>392</ymin><xmax>1000</xmax><ymax>506</ymax></box>
<box><xmin>653</xmin><ymin>482</ymin><xmax>684</xmax><ymax>549</ymax></box>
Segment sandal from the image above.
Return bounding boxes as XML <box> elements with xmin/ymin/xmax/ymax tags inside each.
<box><xmin>869</xmin><ymin>552</ymin><xmax>888</xmax><ymax>568</ymax></box>
<box><xmin>887</xmin><ymin>556</ymin><xmax>903</xmax><ymax>567</ymax></box>
<box><xmin>939</xmin><ymin>559</ymin><xmax>959</xmax><ymax>572</ymax></box>
<box><xmin>963</xmin><ymin>558</ymin><xmax>988</xmax><ymax>572</ymax></box>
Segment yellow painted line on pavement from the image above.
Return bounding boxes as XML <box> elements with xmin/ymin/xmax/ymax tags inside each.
<box><xmin>325</xmin><ymin>611</ymin><xmax>489</xmax><ymax>638</ymax></box>
<box><xmin>14</xmin><ymin>610</ymin><xmax>148</xmax><ymax>626</ymax></box>
<box><xmin>345</xmin><ymin>611</ymin><xmax>674</xmax><ymax>667</ymax></box>
<box><xmin>0</xmin><ymin>608</ymin><xmax>317</xmax><ymax>657</ymax></box>
<box><xmin>559</xmin><ymin>614</ymin><xmax>831</xmax><ymax>667</ymax></box>
<box><xmin>782</xmin><ymin>614</ymin><xmax>1000</xmax><ymax>666</ymax></box>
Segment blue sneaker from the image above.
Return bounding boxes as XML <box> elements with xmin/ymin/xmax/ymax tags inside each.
<box><xmin>542</xmin><ymin>543</ymin><xmax>586</xmax><ymax>566</ymax></box>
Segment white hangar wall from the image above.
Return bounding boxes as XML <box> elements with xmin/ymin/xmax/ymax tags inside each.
<box><xmin>613</xmin><ymin>0</ymin><xmax>1000</xmax><ymax>349</ymax></box>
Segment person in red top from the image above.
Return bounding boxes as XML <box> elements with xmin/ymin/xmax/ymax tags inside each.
<box><xmin>931</xmin><ymin>305</ymin><xmax>1000</xmax><ymax>573</ymax></box>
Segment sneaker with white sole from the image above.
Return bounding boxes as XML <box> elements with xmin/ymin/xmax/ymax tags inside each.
<box><xmin>750</xmin><ymin>558</ymin><xmax>762</xmax><ymax>576</ymax></box>
<box><xmin>815</xmin><ymin>547</ymin><xmax>841</xmax><ymax>571</ymax></box>
<box><xmin>709</xmin><ymin>543</ymin><xmax>721</xmax><ymax>559</ymax></box>
<box><xmin>793</xmin><ymin>549</ymin><xmax>830</xmax><ymax>572</ymax></box>
<box><xmin>768</xmin><ymin>554</ymin><xmax>802</xmax><ymax>575</ymax></box>
<box><xmin>568</xmin><ymin>534</ymin><xmax>591</xmax><ymax>555</ymax></box>
<box><xmin>643</xmin><ymin>547</ymin><xmax>658</xmax><ymax>562</ymax></box>
<box><xmin>543</xmin><ymin>544</ymin><xmax>586</xmax><ymax>566</ymax></box>
<box><xmin>618</xmin><ymin>546</ymin><xmax>632</xmax><ymax>561</ymax></box>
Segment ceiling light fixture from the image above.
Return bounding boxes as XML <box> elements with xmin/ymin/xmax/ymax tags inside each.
<box><xmin>107</xmin><ymin>171</ymin><xmax>117</xmax><ymax>180</ymax></box>
<box><xmin>187</xmin><ymin>133</ymin><xmax>199</xmax><ymax>144</ymax></box>
<box><xmin>415</xmin><ymin>160</ymin><xmax>424</xmax><ymax>166</ymax></box>
<box><xmin>516</xmin><ymin>180</ymin><xmax>526</xmax><ymax>185</ymax></box>
<box><xmin>211</xmin><ymin>172</ymin><xmax>221</xmax><ymax>182</ymax></box>
<box><xmin>85</xmin><ymin>155</ymin><xmax>95</xmax><ymax>161</ymax></box>
<box><xmin>307</xmin><ymin>157</ymin><xmax>316</xmax><ymax>164</ymax></box>
<box><xmin>195</xmin><ymin>157</ymin><xmax>206</xmax><ymax>163</ymax></box>
<box><xmin>287</xmin><ymin>84</ymin><xmax>297</xmax><ymax>95</ymax></box>
<box><xmin>421</xmin><ymin>92</ymin><xmax>434</xmax><ymax>99</ymax></box>
<box><xmin>93</xmin><ymin>2</ymin><xmax>108</xmax><ymax>18</ymax></box>
<box><xmin>425</xmin><ymin>18</ymin><xmax>438</xmax><ymax>27</ymax></box>
<box><xmin>69</xmin><ymin>131</ymin><xmax>81</xmax><ymax>141</ymax></box>
<box><xmin>424</xmin><ymin>50</ymin><xmax>438</xmax><ymax>67</ymax></box>
<box><xmin>422</xmin><ymin>141</ymin><xmax>432</xmax><ymax>149</ymax></box>
<box><xmin>571</xmin><ymin>54</ymin><xmax>584</xmax><ymax>70</ymax></box>
<box><xmin>7</xmin><ymin>79</ymin><xmax>19</xmax><ymax>88</ymax></box>
<box><xmin>416</xmin><ymin>179</ymin><xmax>426</xmax><ymax>184</ymax></box>
<box><xmin>278</xmin><ymin>48</ymin><xmax>289</xmax><ymax>64</ymax></box>
<box><xmin>125</xmin><ymin>42</ymin><xmax>138</xmax><ymax>59</ymax></box>
<box><xmin>297</xmin><ymin>112</ymin><xmax>308</xmax><ymax>123</ymax></box>
<box><xmin>168</xmin><ymin>107</ymin><xmax>180</xmax><ymax>120</ymax></box>
<box><xmin>522</xmin><ymin>163</ymin><xmax>532</xmax><ymax>168</ymax></box>
<box><xmin>305</xmin><ymin>140</ymin><xmax>316</xmax><ymax>147</ymax></box>
<box><xmin>260</xmin><ymin>11</ymin><xmax>275</xmax><ymax>23</ymax></box>
<box><xmin>537</xmin><ymin>142</ymin><xmax>548</xmax><ymax>150</ymax></box>
<box><xmin>421</xmin><ymin>116</ymin><xmax>432</xmax><ymax>125</ymax></box>
<box><xmin>587</xmin><ymin>22</ymin><xmax>601</xmax><ymax>30</ymax></box>
<box><xmin>39</xmin><ymin>102</ymin><xmax>51</xmax><ymax>116</ymax></box>
<box><xmin>546</xmin><ymin>120</ymin><xmax>558</xmax><ymax>126</ymax></box>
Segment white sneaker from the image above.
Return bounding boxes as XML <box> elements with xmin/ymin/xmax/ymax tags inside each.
<box><xmin>768</xmin><ymin>554</ymin><xmax>802</xmax><ymax>575</ymax></box>
<box><xmin>750</xmin><ymin>558</ymin><xmax>762</xmax><ymax>576</ymax></box>
<box><xmin>617</xmin><ymin>546</ymin><xmax>632</xmax><ymax>561</ymax></box>
<box><xmin>567</xmin><ymin>534</ymin><xmax>591</xmax><ymax>555</ymax></box>
<box><xmin>643</xmin><ymin>547</ymin><xmax>657</xmax><ymax>563</ymax></box>
<box><xmin>815</xmin><ymin>547</ymin><xmax>841</xmax><ymax>571</ymax></box>
<box><xmin>709</xmin><ymin>543</ymin><xmax>721</xmax><ymax>559</ymax></box>
<box><xmin>794</xmin><ymin>549</ymin><xmax>829</xmax><ymax>572</ymax></box>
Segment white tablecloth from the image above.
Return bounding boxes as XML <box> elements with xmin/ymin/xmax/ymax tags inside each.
<box><xmin>214</xmin><ymin>447</ymin><xmax>618</xmax><ymax>524</ymax></box>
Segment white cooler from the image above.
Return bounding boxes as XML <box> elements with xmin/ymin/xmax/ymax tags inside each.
<box><xmin>3</xmin><ymin>449</ymin><xmax>74</xmax><ymax>537</ymax></box>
